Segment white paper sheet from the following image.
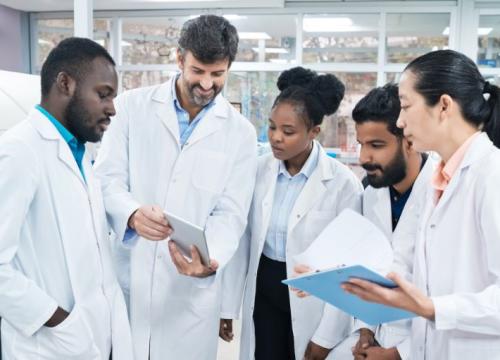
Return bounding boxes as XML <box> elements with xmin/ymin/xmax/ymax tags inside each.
<box><xmin>293</xmin><ymin>209</ymin><xmax>393</xmax><ymax>274</ymax></box>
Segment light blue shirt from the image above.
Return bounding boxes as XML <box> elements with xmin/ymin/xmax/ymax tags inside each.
<box><xmin>171</xmin><ymin>74</ymin><xmax>215</xmax><ymax>147</ymax></box>
<box><xmin>35</xmin><ymin>104</ymin><xmax>86</xmax><ymax>181</ymax></box>
<box><xmin>262</xmin><ymin>142</ymin><xmax>320</xmax><ymax>262</ymax></box>
<box><xmin>123</xmin><ymin>76</ymin><xmax>216</xmax><ymax>243</ymax></box>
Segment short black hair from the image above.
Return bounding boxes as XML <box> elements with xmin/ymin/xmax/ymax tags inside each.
<box><xmin>352</xmin><ymin>83</ymin><xmax>403</xmax><ymax>138</ymax></box>
<box><xmin>178</xmin><ymin>15</ymin><xmax>238</xmax><ymax>65</ymax></box>
<box><xmin>40</xmin><ymin>37</ymin><xmax>115</xmax><ymax>98</ymax></box>
<box><xmin>273</xmin><ymin>67</ymin><xmax>345</xmax><ymax>128</ymax></box>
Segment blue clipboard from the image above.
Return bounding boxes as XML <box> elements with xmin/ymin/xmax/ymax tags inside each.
<box><xmin>283</xmin><ymin>265</ymin><xmax>416</xmax><ymax>325</ymax></box>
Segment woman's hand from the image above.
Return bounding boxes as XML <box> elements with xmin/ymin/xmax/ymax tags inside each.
<box><xmin>342</xmin><ymin>272</ymin><xmax>435</xmax><ymax>320</ymax></box>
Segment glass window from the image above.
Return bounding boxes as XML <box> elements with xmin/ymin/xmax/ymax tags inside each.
<box><xmin>225</xmin><ymin>71</ymin><xmax>281</xmax><ymax>141</ymax></box>
<box><xmin>477</xmin><ymin>15</ymin><xmax>500</xmax><ymax>68</ymax></box>
<box><xmin>386</xmin><ymin>13</ymin><xmax>450</xmax><ymax>63</ymax></box>
<box><xmin>386</xmin><ymin>72</ymin><xmax>401</xmax><ymax>84</ymax></box>
<box><xmin>120</xmin><ymin>70</ymin><xmax>175</xmax><ymax>91</ymax></box>
<box><xmin>231</xmin><ymin>14</ymin><xmax>297</xmax><ymax>63</ymax></box>
<box><xmin>302</xmin><ymin>14</ymin><xmax>379</xmax><ymax>63</ymax></box>
<box><xmin>319</xmin><ymin>73</ymin><xmax>377</xmax><ymax>152</ymax></box>
<box><xmin>36</xmin><ymin>18</ymin><xmax>111</xmax><ymax>70</ymax></box>
<box><xmin>121</xmin><ymin>16</ymin><xmax>190</xmax><ymax>65</ymax></box>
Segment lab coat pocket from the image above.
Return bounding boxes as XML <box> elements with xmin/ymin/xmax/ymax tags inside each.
<box><xmin>192</xmin><ymin>150</ymin><xmax>228</xmax><ymax>193</ymax></box>
<box><xmin>449</xmin><ymin>336</ymin><xmax>500</xmax><ymax>359</ymax></box>
<box><xmin>38</xmin><ymin>304</ymin><xmax>100</xmax><ymax>359</ymax></box>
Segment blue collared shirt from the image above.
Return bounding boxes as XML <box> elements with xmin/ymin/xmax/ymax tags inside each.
<box><xmin>171</xmin><ymin>74</ymin><xmax>215</xmax><ymax>147</ymax></box>
<box><xmin>36</xmin><ymin>104</ymin><xmax>86</xmax><ymax>181</ymax></box>
<box><xmin>262</xmin><ymin>142</ymin><xmax>320</xmax><ymax>262</ymax></box>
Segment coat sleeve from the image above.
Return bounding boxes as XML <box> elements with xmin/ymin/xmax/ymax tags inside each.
<box><xmin>312</xmin><ymin>166</ymin><xmax>363</xmax><ymax>347</ymax></box>
<box><xmin>94</xmin><ymin>93</ymin><xmax>141</xmax><ymax>246</ymax></box>
<box><xmin>204</xmin><ymin>128</ymin><xmax>257</xmax><ymax>273</ymax></box>
<box><xmin>0</xmin><ymin>137</ymin><xmax>59</xmax><ymax>336</ymax></box>
<box><xmin>432</xmin><ymin>161</ymin><xmax>500</xmax><ymax>334</ymax></box>
<box><xmin>219</xmin><ymin>222</ymin><xmax>251</xmax><ymax>319</ymax></box>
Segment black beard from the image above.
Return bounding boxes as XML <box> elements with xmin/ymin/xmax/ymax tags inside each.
<box><xmin>64</xmin><ymin>91</ymin><xmax>101</xmax><ymax>143</ymax></box>
<box><xmin>363</xmin><ymin>148</ymin><xmax>407</xmax><ymax>188</ymax></box>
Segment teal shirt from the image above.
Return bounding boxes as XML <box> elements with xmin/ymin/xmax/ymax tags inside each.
<box><xmin>35</xmin><ymin>105</ymin><xmax>86</xmax><ymax>181</ymax></box>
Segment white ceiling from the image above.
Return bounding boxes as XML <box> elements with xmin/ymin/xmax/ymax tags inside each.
<box><xmin>0</xmin><ymin>0</ymin><xmax>285</xmax><ymax>12</ymax></box>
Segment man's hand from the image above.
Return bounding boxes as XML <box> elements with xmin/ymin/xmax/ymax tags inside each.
<box><xmin>352</xmin><ymin>328</ymin><xmax>377</xmax><ymax>360</ymax></box>
<box><xmin>304</xmin><ymin>340</ymin><xmax>331</xmax><ymax>360</ymax></box>
<box><xmin>128</xmin><ymin>205</ymin><xmax>172</xmax><ymax>241</ymax></box>
<box><xmin>219</xmin><ymin>319</ymin><xmax>234</xmax><ymax>342</ymax></box>
<box><xmin>45</xmin><ymin>306</ymin><xmax>70</xmax><ymax>327</ymax></box>
<box><xmin>168</xmin><ymin>241</ymin><xmax>218</xmax><ymax>278</ymax></box>
<box><xmin>355</xmin><ymin>346</ymin><xmax>401</xmax><ymax>360</ymax></box>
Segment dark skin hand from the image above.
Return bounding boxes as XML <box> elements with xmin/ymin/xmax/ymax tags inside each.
<box><xmin>219</xmin><ymin>319</ymin><xmax>234</xmax><ymax>342</ymax></box>
<box><xmin>44</xmin><ymin>306</ymin><xmax>69</xmax><ymax>327</ymax></box>
<box><xmin>355</xmin><ymin>346</ymin><xmax>401</xmax><ymax>360</ymax></box>
<box><xmin>353</xmin><ymin>328</ymin><xmax>377</xmax><ymax>360</ymax></box>
<box><xmin>304</xmin><ymin>341</ymin><xmax>331</xmax><ymax>360</ymax></box>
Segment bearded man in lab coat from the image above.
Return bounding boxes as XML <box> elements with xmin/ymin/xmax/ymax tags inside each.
<box><xmin>0</xmin><ymin>38</ymin><xmax>133</xmax><ymax>360</ymax></box>
<box><xmin>94</xmin><ymin>15</ymin><xmax>257</xmax><ymax>360</ymax></box>
<box><xmin>322</xmin><ymin>84</ymin><xmax>434</xmax><ymax>360</ymax></box>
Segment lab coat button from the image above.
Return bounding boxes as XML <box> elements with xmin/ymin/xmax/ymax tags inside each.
<box><xmin>157</xmin><ymin>255</ymin><xmax>162</xmax><ymax>260</ymax></box>
<box><xmin>430</xmin><ymin>224</ymin><xmax>436</xmax><ymax>229</ymax></box>
<box><xmin>296</xmin><ymin>214</ymin><xmax>300</xmax><ymax>218</ymax></box>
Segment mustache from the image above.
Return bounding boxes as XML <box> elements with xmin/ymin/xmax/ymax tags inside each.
<box><xmin>361</xmin><ymin>163</ymin><xmax>383</xmax><ymax>172</ymax></box>
<box><xmin>192</xmin><ymin>84</ymin><xmax>216</xmax><ymax>93</ymax></box>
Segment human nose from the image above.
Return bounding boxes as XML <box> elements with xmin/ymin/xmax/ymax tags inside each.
<box><xmin>358</xmin><ymin>145</ymin><xmax>371</xmax><ymax>165</ymax></box>
<box><xmin>199</xmin><ymin>76</ymin><xmax>213</xmax><ymax>90</ymax></box>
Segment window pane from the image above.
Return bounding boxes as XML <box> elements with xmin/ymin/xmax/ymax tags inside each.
<box><xmin>225</xmin><ymin>71</ymin><xmax>280</xmax><ymax>141</ymax></box>
<box><xmin>386</xmin><ymin>13</ymin><xmax>450</xmax><ymax>64</ymax></box>
<box><xmin>121</xmin><ymin>16</ymin><xmax>190</xmax><ymax>65</ymax></box>
<box><xmin>232</xmin><ymin>14</ymin><xmax>297</xmax><ymax>63</ymax></box>
<box><xmin>120</xmin><ymin>71</ymin><xmax>175</xmax><ymax>91</ymax></box>
<box><xmin>302</xmin><ymin>14</ymin><xmax>379</xmax><ymax>64</ymax></box>
<box><xmin>319</xmin><ymin>73</ymin><xmax>377</xmax><ymax>152</ymax></box>
<box><xmin>36</xmin><ymin>18</ymin><xmax>111</xmax><ymax>69</ymax></box>
<box><xmin>386</xmin><ymin>72</ymin><xmax>401</xmax><ymax>84</ymax></box>
<box><xmin>478</xmin><ymin>15</ymin><xmax>500</xmax><ymax>68</ymax></box>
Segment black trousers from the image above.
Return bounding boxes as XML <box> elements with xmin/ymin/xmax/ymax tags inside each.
<box><xmin>253</xmin><ymin>255</ymin><xmax>295</xmax><ymax>360</ymax></box>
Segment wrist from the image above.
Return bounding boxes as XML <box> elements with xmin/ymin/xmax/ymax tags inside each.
<box><xmin>127</xmin><ymin>209</ymin><xmax>138</xmax><ymax>230</ymax></box>
<box><xmin>359</xmin><ymin>328</ymin><xmax>375</xmax><ymax>337</ymax></box>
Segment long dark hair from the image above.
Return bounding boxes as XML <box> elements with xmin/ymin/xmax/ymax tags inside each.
<box><xmin>405</xmin><ymin>49</ymin><xmax>500</xmax><ymax>147</ymax></box>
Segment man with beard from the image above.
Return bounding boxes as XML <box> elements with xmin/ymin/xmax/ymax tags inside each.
<box><xmin>94</xmin><ymin>15</ymin><xmax>257</xmax><ymax>360</ymax></box>
<box><xmin>0</xmin><ymin>37</ymin><xmax>133</xmax><ymax>359</ymax></box>
<box><xmin>316</xmin><ymin>84</ymin><xmax>433</xmax><ymax>360</ymax></box>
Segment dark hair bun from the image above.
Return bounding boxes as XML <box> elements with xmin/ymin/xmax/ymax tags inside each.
<box><xmin>310</xmin><ymin>73</ymin><xmax>345</xmax><ymax>116</ymax></box>
<box><xmin>277</xmin><ymin>67</ymin><xmax>317</xmax><ymax>91</ymax></box>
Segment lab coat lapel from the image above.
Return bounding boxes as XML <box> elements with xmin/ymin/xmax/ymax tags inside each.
<box><xmin>373</xmin><ymin>188</ymin><xmax>392</xmax><ymax>239</ymax></box>
<box><xmin>29</xmin><ymin>109</ymin><xmax>87</xmax><ymax>188</ymax></box>
<box><xmin>153</xmin><ymin>79</ymin><xmax>181</xmax><ymax>148</ymax></box>
<box><xmin>287</xmin><ymin>146</ymin><xmax>330</xmax><ymax>234</ymax></box>
<box><xmin>185</xmin><ymin>95</ymin><xmax>226</xmax><ymax>147</ymax></box>
<box><xmin>431</xmin><ymin>134</ymin><xmax>490</xmax><ymax>220</ymax></box>
<box><xmin>258</xmin><ymin>158</ymin><xmax>279</xmax><ymax>253</ymax></box>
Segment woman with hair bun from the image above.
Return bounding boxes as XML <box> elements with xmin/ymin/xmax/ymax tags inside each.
<box><xmin>221</xmin><ymin>67</ymin><xmax>363</xmax><ymax>359</ymax></box>
<box><xmin>343</xmin><ymin>50</ymin><xmax>500</xmax><ymax>360</ymax></box>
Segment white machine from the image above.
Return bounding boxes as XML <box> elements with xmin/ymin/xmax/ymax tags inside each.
<box><xmin>0</xmin><ymin>70</ymin><xmax>40</xmax><ymax>136</ymax></box>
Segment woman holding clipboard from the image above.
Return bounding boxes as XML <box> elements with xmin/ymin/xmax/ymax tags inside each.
<box><xmin>220</xmin><ymin>67</ymin><xmax>363</xmax><ymax>360</ymax></box>
<box><xmin>343</xmin><ymin>50</ymin><xmax>500</xmax><ymax>360</ymax></box>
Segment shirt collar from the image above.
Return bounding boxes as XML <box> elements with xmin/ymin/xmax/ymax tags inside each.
<box><xmin>278</xmin><ymin>141</ymin><xmax>319</xmax><ymax>179</ymax></box>
<box><xmin>171</xmin><ymin>73</ymin><xmax>216</xmax><ymax>113</ymax></box>
<box><xmin>432</xmin><ymin>132</ymin><xmax>480</xmax><ymax>191</ymax></box>
<box><xmin>35</xmin><ymin>104</ymin><xmax>79</xmax><ymax>145</ymax></box>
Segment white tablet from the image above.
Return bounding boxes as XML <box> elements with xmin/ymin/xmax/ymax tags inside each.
<box><xmin>164</xmin><ymin>211</ymin><xmax>210</xmax><ymax>266</ymax></box>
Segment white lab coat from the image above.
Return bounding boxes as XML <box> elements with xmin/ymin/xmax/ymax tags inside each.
<box><xmin>94</xmin><ymin>78</ymin><xmax>257</xmax><ymax>360</ymax></box>
<box><xmin>221</xmin><ymin>143</ymin><xmax>363</xmax><ymax>359</ymax></box>
<box><xmin>411</xmin><ymin>133</ymin><xmax>500</xmax><ymax>360</ymax></box>
<box><xmin>0</xmin><ymin>109</ymin><xmax>133</xmax><ymax>360</ymax></box>
<box><xmin>362</xmin><ymin>157</ymin><xmax>434</xmax><ymax>359</ymax></box>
